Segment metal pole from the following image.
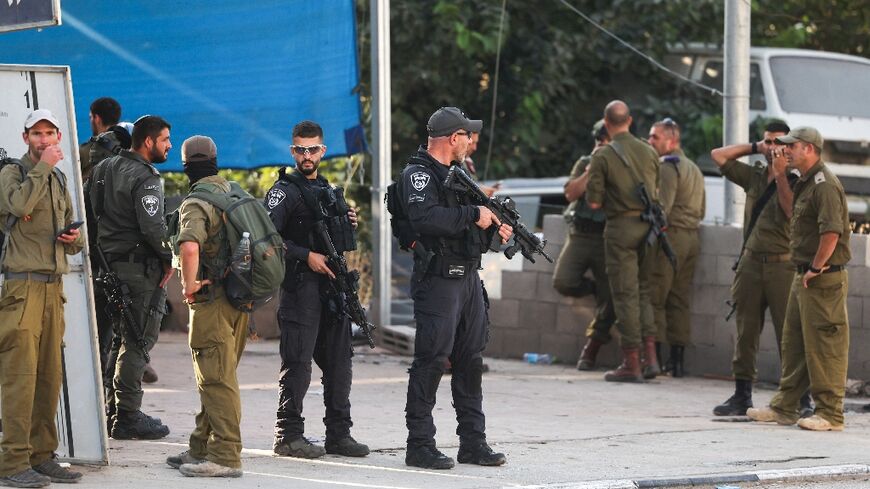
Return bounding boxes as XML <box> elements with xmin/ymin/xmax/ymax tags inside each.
<box><xmin>370</xmin><ymin>0</ymin><xmax>392</xmax><ymax>328</ymax></box>
<box><xmin>723</xmin><ymin>0</ymin><xmax>751</xmax><ymax>225</ymax></box>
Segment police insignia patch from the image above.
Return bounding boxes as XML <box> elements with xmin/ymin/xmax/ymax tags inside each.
<box><xmin>814</xmin><ymin>172</ymin><xmax>826</xmax><ymax>184</ymax></box>
<box><xmin>267</xmin><ymin>188</ymin><xmax>286</xmax><ymax>209</ymax></box>
<box><xmin>411</xmin><ymin>171</ymin><xmax>430</xmax><ymax>191</ymax></box>
<box><xmin>141</xmin><ymin>195</ymin><xmax>160</xmax><ymax>217</ymax></box>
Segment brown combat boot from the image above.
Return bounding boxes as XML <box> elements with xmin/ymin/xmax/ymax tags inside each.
<box><xmin>641</xmin><ymin>336</ymin><xmax>661</xmax><ymax>379</ymax></box>
<box><xmin>576</xmin><ymin>338</ymin><xmax>604</xmax><ymax>371</ymax></box>
<box><xmin>604</xmin><ymin>347</ymin><xmax>643</xmax><ymax>383</ymax></box>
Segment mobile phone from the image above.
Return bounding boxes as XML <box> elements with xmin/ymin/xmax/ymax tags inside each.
<box><xmin>56</xmin><ymin>220</ymin><xmax>84</xmax><ymax>238</ymax></box>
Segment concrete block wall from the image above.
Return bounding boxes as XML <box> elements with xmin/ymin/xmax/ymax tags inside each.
<box><xmin>484</xmin><ymin>214</ymin><xmax>870</xmax><ymax>382</ymax></box>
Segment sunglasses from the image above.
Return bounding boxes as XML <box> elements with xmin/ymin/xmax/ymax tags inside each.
<box><xmin>290</xmin><ymin>144</ymin><xmax>324</xmax><ymax>156</ymax></box>
<box><xmin>454</xmin><ymin>131</ymin><xmax>472</xmax><ymax>139</ymax></box>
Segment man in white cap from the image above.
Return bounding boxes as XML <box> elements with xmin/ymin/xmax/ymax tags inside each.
<box><xmin>0</xmin><ymin>109</ymin><xmax>84</xmax><ymax>487</ymax></box>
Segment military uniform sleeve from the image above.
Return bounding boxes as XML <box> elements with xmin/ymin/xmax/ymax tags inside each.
<box><xmin>584</xmin><ymin>153</ymin><xmax>607</xmax><ymax>205</ymax></box>
<box><xmin>177</xmin><ymin>199</ymin><xmax>210</xmax><ymax>246</ymax></box>
<box><xmin>133</xmin><ymin>174</ymin><xmax>171</xmax><ymax>261</ymax></box>
<box><xmin>719</xmin><ymin>159</ymin><xmax>753</xmax><ymax>190</ymax></box>
<box><xmin>0</xmin><ymin>161</ymin><xmax>53</xmax><ymax>217</ymax></box>
<box><xmin>265</xmin><ymin>183</ymin><xmax>310</xmax><ymax>262</ymax></box>
<box><xmin>815</xmin><ymin>184</ymin><xmax>847</xmax><ymax>236</ymax></box>
<box><xmin>659</xmin><ymin>163</ymin><xmax>678</xmax><ymax>215</ymax></box>
<box><xmin>403</xmin><ymin>166</ymin><xmax>478</xmax><ymax>236</ymax></box>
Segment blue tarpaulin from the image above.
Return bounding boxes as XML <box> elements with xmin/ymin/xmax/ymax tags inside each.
<box><xmin>0</xmin><ymin>1</ymin><xmax>364</xmax><ymax>171</ymax></box>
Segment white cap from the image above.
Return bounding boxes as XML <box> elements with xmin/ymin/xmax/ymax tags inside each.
<box><xmin>24</xmin><ymin>109</ymin><xmax>61</xmax><ymax>130</ymax></box>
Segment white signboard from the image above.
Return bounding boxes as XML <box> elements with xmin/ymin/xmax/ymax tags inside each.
<box><xmin>0</xmin><ymin>64</ymin><xmax>107</xmax><ymax>464</ymax></box>
<box><xmin>0</xmin><ymin>0</ymin><xmax>61</xmax><ymax>34</ymax></box>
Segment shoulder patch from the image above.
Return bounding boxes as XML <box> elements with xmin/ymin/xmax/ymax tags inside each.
<box><xmin>141</xmin><ymin>195</ymin><xmax>160</xmax><ymax>216</ymax></box>
<box><xmin>814</xmin><ymin>172</ymin><xmax>826</xmax><ymax>185</ymax></box>
<box><xmin>266</xmin><ymin>188</ymin><xmax>287</xmax><ymax>209</ymax></box>
<box><xmin>410</xmin><ymin>171</ymin><xmax>430</xmax><ymax>191</ymax></box>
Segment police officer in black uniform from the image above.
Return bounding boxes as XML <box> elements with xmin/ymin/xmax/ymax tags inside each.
<box><xmin>399</xmin><ymin>107</ymin><xmax>512</xmax><ymax>470</ymax></box>
<box><xmin>265</xmin><ymin>120</ymin><xmax>369</xmax><ymax>459</ymax></box>
<box><xmin>86</xmin><ymin>115</ymin><xmax>173</xmax><ymax>439</ymax></box>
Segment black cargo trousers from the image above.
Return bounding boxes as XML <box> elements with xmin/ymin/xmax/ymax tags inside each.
<box><xmin>405</xmin><ymin>267</ymin><xmax>489</xmax><ymax>449</ymax></box>
<box><xmin>275</xmin><ymin>271</ymin><xmax>354</xmax><ymax>442</ymax></box>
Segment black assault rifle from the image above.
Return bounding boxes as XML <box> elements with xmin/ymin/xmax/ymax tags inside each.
<box><xmin>94</xmin><ymin>245</ymin><xmax>151</xmax><ymax>362</ymax></box>
<box><xmin>313</xmin><ymin>221</ymin><xmax>377</xmax><ymax>349</ymax></box>
<box><xmin>444</xmin><ymin>165</ymin><xmax>553</xmax><ymax>264</ymax></box>
<box><xmin>636</xmin><ymin>182</ymin><xmax>677</xmax><ymax>270</ymax></box>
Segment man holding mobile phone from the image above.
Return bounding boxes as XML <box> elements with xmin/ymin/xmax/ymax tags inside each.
<box><xmin>0</xmin><ymin>109</ymin><xmax>85</xmax><ymax>487</ymax></box>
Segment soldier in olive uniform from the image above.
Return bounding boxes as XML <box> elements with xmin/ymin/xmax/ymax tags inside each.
<box><xmin>647</xmin><ymin>118</ymin><xmax>705</xmax><ymax>377</ymax></box>
<box><xmin>78</xmin><ymin>97</ymin><xmax>121</xmax><ymax>182</ymax></box>
<box><xmin>0</xmin><ymin>110</ymin><xmax>84</xmax><ymax>487</ymax></box>
<box><xmin>86</xmin><ymin>115</ymin><xmax>173</xmax><ymax>439</ymax></box>
<box><xmin>553</xmin><ymin>120</ymin><xmax>616</xmax><ymax>370</ymax></box>
<box><xmin>710</xmin><ymin>122</ymin><xmax>812</xmax><ymax>417</ymax></box>
<box><xmin>165</xmin><ymin>136</ymin><xmax>246</xmax><ymax>478</ymax></box>
<box><xmin>586</xmin><ymin>101</ymin><xmax>661</xmax><ymax>382</ymax></box>
<box><xmin>748</xmin><ymin>127</ymin><xmax>851</xmax><ymax>432</ymax></box>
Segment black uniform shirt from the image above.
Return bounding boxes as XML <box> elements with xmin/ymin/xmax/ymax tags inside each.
<box><xmin>265</xmin><ymin>169</ymin><xmax>330</xmax><ymax>267</ymax></box>
<box><xmin>400</xmin><ymin>147</ymin><xmax>479</xmax><ymax>240</ymax></box>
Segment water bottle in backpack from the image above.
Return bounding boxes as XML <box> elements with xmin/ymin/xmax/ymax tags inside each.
<box><xmin>225</xmin><ymin>232</ymin><xmax>254</xmax><ymax>310</ymax></box>
<box><xmin>231</xmin><ymin>232</ymin><xmax>252</xmax><ymax>276</ymax></box>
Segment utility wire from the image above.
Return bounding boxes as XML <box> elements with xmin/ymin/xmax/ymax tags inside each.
<box><xmin>556</xmin><ymin>0</ymin><xmax>725</xmax><ymax>97</ymax></box>
<box><xmin>483</xmin><ymin>0</ymin><xmax>508</xmax><ymax>181</ymax></box>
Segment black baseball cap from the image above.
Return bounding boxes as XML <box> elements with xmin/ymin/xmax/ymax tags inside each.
<box><xmin>427</xmin><ymin>107</ymin><xmax>483</xmax><ymax>137</ymax></box>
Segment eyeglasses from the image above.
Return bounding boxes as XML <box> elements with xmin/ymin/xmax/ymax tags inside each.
<box><xmin>454</xmin><ymin>131</ymin><xmax>472</xmax><ymax>139</ymax></box>
<box><xmin>290</xmin><ymin>144</ymin><xmax>324</xmax><ymax>156</ymax></box>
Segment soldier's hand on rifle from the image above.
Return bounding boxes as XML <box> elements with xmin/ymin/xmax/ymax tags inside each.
<box><xmin>40</xmin><ymin>144</ymin><xmax>64</xmax><ymax>167</ymax></box>
<box><xmin>308</xmin><ymin>251</ymin><xmax>336</xmax><ymax>279</ymax></box>
<box><xmin>347</xmin><ymin>207</ymin><xmax>359</xmax><ymax>229</ymax></box>
<box><xmin>183</xmin><ymin>279</ymin><xmax>211</xmax><ymax>303</ymax></box>
<box><xmin>56</xmin><ymin>227</ymin><xmax>79</xmax><ymax>244</ymax></box>
<box><xmin>497</xmin><ymin>223</ymin><xmax>513</xmax><ymax>244</ymax></box>
<box><xmin>475</xmin><ymin>206</ymin><xmax>501</xmax><ymax>230</ymax></box>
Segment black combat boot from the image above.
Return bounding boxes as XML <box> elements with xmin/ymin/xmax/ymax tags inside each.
<box><xmin>799</xmin><ymin>391</ymin><xmax>815</xmax><ymax>418</ymax></box>
<box><xmin>576</xmin><ymin>338</ymin><xmax>604</xmax><ymax>371</ymax></box>
<box><xmin>457</xmin><ymin>441</ymin><xmax>506</xmax><ymax>466</ymax></box>
<box><xmin>713</xmin><ymin>379</ymin><xmax>753</xmax><ymax>416</ymax></box>
<box><xmin>111</xmin><ymin>409</ymin><xmax>170</xmax><ymax>440</ymax></box>
<box><xmin>670</xmin><ymin>345</ymin><xmax>685</xmax><ymax>378</ymax></box>
<box><xmin>405</xmin><ymin>445</ymin><xmax>455</xmax><ymax>470</ymax></box>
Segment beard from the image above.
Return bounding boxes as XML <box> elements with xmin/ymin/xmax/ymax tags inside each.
<box><xmin>150</xmin><ymin>145</ymin><xmax>168</xmax><ymax>164</ymax></box>
<box><xmin>298</xmin><ymin>159</ymin><xmax>319</xmax><ymax>176</ymax></box>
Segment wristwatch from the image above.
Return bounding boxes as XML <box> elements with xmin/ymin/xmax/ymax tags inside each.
<box><xmin>808</xmin><ymin>265</ymin><xmax>822</xmax><ymax>274</ymax></box>
<box><xmin>751</xmin><ymin>141</ymin><xmax>758</xmax><ymax>154</ymax></box>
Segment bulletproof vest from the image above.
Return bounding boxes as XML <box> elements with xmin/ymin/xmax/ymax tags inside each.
<box><xmin>88</xmin><ymin>131</ymin><xmax>123</xmax><ymax>170</ymax></box>
<box><xmin>280</xmin><ymin>169</ymin><xmax>357</xmax><ymax>255</ymax></box>
<box><xmin>402</xmin><ymin>156</ymin><xmax>487</xmax><ymax>260</ymax></box>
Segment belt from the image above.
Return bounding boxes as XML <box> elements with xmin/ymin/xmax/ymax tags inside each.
<box><xmin>744</xmin><ymin>250</ymin><xmax>791</xmax><ymax>264</ymax></box>
<box><xmin>105</xmin><ymin>252</ymin><xmax>157</xmax><ymax>265</ymax></box>
<box><xmin>4</xmin><ymin>272</ymin><xmax>61</xmax><ymax>283</ymax></box>
<box><xmin>429</xmin><ymin>255</ymin><xmax>480</xmax><ymax>278</ymax></box>
<box><xmin>618</xmin><ymin>210</ymin><xmax>643</xmax><ymax>218</ymax></box>
<box><xmin>796</xmin><ymin>263</ymin><xmax>844</xmax><ymax>274</ymax></box>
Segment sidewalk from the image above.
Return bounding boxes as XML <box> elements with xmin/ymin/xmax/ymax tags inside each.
<box><xmin>71</xmin><ymin>332</ymin><xmax>870</xmax><ymax>488</ymax></box>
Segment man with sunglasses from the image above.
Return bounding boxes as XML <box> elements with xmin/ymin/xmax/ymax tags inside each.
<box><xmin>399</xmin><ymin>107</ymin><xmax>512</xmax><ymax>470</ymax></box>
<box><xmin>747</xmin><ymin>127</ymin><xmax>851</xmax><ymax>432</ymax></box>
<box><xmin>646</xmin><ymin>118</ymin><xmax>705</xmax><ymax>377</ymax></box>
<box><xmin>265</xmin><ymin>121</ymin><xmax>369</xmax><ymax>460</ymax></box>
<box><xmin>710</xmin><ymin>122</ymin><xmax>813</xmax><ymax>418</ymax></box>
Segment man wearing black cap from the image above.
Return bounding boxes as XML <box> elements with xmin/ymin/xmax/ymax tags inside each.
<box><xmin>165</xmin><ymin>136</ymin><xmax>246</xmax><ymax>477</ymax></box>
<box><xmin>399</xmin><ymin>107</ymin><xmax>512</xmax><ymax>469</ymax></box>
<box><xmin>86</xmin><ymin>115</ymin><xmax>173</xmax><ymax>440</ymax></box>
<box><xmin>0</xmin><ymin>109</ymin><xmax>84</xmax><ymax>487</ymax></box>
<box><xmin>266</xmin><ymin>120</ymin><xmax>369</xmax><ymax>460</ymax></box>
<box><xmin>748</xmin><ymin>126</ymin><xmax>851</xmax><ymax>432</ymax></box>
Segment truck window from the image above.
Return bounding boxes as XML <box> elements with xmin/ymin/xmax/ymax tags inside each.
<box><xmin>770</xmin><ymin>56</ymin><xmax>870</xmax><ymax>118</ymax></box>
<box><xmin>699</xmin><ymin>61</ymin><xmax>766</xmax><ymax>110</ymax></box>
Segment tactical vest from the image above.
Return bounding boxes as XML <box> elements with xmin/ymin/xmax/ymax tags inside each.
<box><xmin>278</xmin><ymin>168</ymin><xmax>357</xmax><ymax>255</ymax></box>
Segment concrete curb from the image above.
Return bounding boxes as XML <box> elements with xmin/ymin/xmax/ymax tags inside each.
<box><xmin>511</xmin><ymin>464</ymin><xmax>870</xmax><ymax>489</ymax></box>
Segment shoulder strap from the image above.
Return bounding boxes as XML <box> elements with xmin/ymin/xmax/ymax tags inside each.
<box><xmin>286</xmin><ymin>171</ymin><xmax>326</xmax><ymax>221</ymax></box>
<box><xmin>608</xmin><ymin>140</ymin><xmax>645</xmax><ymax>188</ymax></box>
<box><xmin>0</xmin><ymin>158</ymin><xmax>28</xmax><ymax>266</ymax></box>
